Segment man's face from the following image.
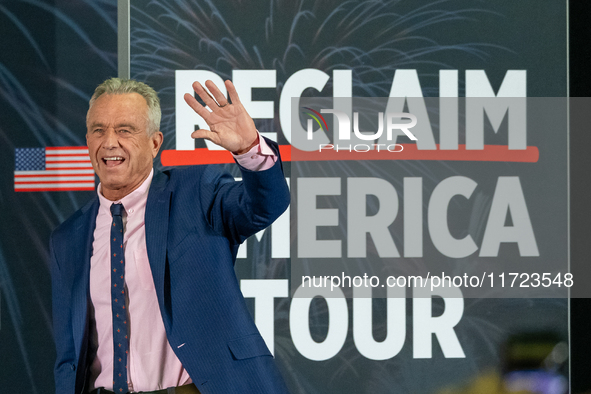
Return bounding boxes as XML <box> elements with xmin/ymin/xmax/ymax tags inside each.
<box><xmin>86</xmin><ymin>93</ymin><xmax>163</xmax><ymax>201</ymax></box>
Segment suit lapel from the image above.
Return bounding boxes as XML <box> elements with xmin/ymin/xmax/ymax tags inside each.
<box><xmin>71</xmin><ymin>198</ymin><xmax>99</xmax><ymax>360</ymax></box>
<box><xmin>145</xmin><ymin>170</ymin><xmax>172</xmax><ymax>327</ymax></box>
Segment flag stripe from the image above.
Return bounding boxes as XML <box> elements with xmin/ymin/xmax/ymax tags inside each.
<box><xmin>44</xmin><ymin>166</ymin><xmax>94</xmax><ymax>171</ymax></box>
<box><xmin>14</xmin><ymin>170</ymin><xmax>95</xmax><ymax>175</ymax></box>
<box><xmin>15</xmin><ymin>181</ymin><xmax>95</xmax><ymax>187</ymax></box>
<box><xmin>46</xmin><ymin>156</ymin><xmax>90</xmax><ymax>161</ymax></box>
<box><xmin>15</xmin><ymin>184</ymin><xmax>95</xmax><ymax>191</ymax></box>
<box><xmin>15</xmin><ymin>176</ymin><xmax>95</xmax><ymax>182</ymax></box>
<box><xmin>46</xmin><ymin>149</ymin><xmax>89</xmax><ymax>155</ymax></box>
<box><xmin>46</xmin><ymin>162</ymin><xmax>93</xmax><ymax>168</ymax></box>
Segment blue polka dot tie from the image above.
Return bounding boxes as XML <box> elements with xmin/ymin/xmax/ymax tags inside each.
<box><xmin>110</xmin><ymin>203</ymin><xmax>128</xmax><ymax>393</ymax></box>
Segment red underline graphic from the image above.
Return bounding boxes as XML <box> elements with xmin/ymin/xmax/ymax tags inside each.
<box><xmin>160</xmin><ymin>144</ymin><xmax>539</xmax><ymax>166</ymax></box>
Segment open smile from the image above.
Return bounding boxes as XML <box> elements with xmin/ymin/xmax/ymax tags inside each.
<box><xmin>102</xmin><ymin>156</ymin><xmax>126</xmax><ymax>167</ymax></box>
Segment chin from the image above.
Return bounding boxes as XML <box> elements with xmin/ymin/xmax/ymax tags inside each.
<box><xmin>100</xmin><ymin>177</ymin><xmax>127</xmax><ymax>190</ymax></box>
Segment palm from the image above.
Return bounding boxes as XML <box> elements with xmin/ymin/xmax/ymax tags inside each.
<box><xmin>184</xmin><ymin>80</ymin><xmax>258</xmax><ymax>154</ymax></box>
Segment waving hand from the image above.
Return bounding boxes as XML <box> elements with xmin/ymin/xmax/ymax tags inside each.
<box><xmin>183</xmin><ymin>80</ymin><xmax>258</xmax><ymax>155</ymax></box>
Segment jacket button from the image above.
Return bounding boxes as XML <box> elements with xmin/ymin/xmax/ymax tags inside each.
<box><xmin>71</xmin><ymin>364</ymin><xmax>76</xmax><ymax>371</ymax></box>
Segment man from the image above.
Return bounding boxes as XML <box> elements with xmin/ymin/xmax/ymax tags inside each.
<box><xmin>50</xmin><ymin>78</ymin><xmax>290</xmax><ymax>394</ymax></box>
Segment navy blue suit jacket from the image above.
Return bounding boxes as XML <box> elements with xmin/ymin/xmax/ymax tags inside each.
<box><xmin>50</xmin><ymin>143</ymin><xmax>290</xmax><ymax>394</ymax></box>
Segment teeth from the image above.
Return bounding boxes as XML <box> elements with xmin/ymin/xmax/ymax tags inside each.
<box><xmin>104</xmin><ymin>157</ymin><xmax>123</xmax><ymax>161</ymax></box>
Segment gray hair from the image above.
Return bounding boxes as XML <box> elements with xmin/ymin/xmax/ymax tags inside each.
<box><xmin>88</xmin><ymin>78</ymin><xmax>161</xmax><ymax>135</ymax></box>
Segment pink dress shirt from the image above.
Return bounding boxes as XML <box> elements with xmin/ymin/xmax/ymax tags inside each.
<box><xmin>88</xmin><ymin>138</ymin><xmax>276</xmax><ymax>392</ymax></box>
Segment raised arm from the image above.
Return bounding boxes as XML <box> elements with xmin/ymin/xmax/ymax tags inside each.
<box><xmin>182</xmin><ymin>79</ymin><xmax>289</xmax><ymax>243</ymax></box>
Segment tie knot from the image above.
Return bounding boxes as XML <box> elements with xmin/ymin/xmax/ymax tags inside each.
<box><xmin>110</xmin><ymin>203</ymin><xmax>124</xmax><ymax>217</ymax></box>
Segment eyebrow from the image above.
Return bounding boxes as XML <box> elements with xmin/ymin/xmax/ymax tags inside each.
<box><xmin>89</xmin><ymin>123</ymin><xmax>139</xmax><ymax>131</ymax></box>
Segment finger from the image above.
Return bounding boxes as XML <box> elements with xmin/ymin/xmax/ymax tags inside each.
<box><xmin>191</xmin><ymin>129</ymin><xmax>218</xmax><ymax>142</ymax></box>
<box><xmin>192</xmin><ymin>81</ymin><xmax>218</xmax><ymax>110</ymax></box>
<box><xmin>184</xmin><ymin>93</ymin><xmax>211</xmax><ymax>119</ymax></box>
<box><xmin>225</xmin><ymin>80</ymin><xmax>242</xmax><ymax>106</ymax></box>
<box><xmin>205</xmin><ymin>80</ymin><xmax>229</xmax><ymax>107</ymax></box>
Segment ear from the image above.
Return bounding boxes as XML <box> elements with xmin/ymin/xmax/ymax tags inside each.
<box><xmin>150</xmin><ymin>131</ymin><xmax>164</xmax><ymax>158</ymax></box>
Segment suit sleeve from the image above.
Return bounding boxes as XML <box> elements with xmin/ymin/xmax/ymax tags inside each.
<box><xmin>199</xmin><ymin>137</ymin><xmax>290</xmax><ymax>245</ymax></box>
<box><xmin>50</xmin><ymin>233</ymin><xmax>78</xmax><ymax>394</ymax></box>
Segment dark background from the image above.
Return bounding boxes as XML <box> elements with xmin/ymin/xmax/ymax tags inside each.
<box><xmin>568</xmin><ymin>0</ymin><xmax>591</xmax><ymax>391</ymax></box>
<box><xmin>0</xmin><ymin>1</ymin><xmax>117</xmax><ymax>393</ymax></box>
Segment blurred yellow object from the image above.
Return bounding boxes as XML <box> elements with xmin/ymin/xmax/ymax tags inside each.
<box><xmin>437</xmin><ymin>370</ymin><xmax>533</xmax><ymax>394</ymax></box>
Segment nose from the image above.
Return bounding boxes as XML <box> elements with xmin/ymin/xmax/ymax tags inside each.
<box><xmin>102</xmin><ymin>128</ymin><xmax>119</xmax><ymax>149</ymax></box>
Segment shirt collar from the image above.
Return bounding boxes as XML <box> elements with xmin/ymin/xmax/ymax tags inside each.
<box><xmin>97</xmin><ymin>169</ymin><xmax>154</xmax><ymax>216</ymax></box>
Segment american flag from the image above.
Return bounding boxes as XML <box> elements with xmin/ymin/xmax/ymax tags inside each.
<box><xmin>14</xmin><ymin>147</ymin><xmax>96</xmax><ymax>192</ymax></box>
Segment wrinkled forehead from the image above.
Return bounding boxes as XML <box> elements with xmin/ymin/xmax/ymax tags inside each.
<box><xmin>86</xmin><ymin>93</ymin><xmax>149</xmax><ymax>126</ymax></box>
